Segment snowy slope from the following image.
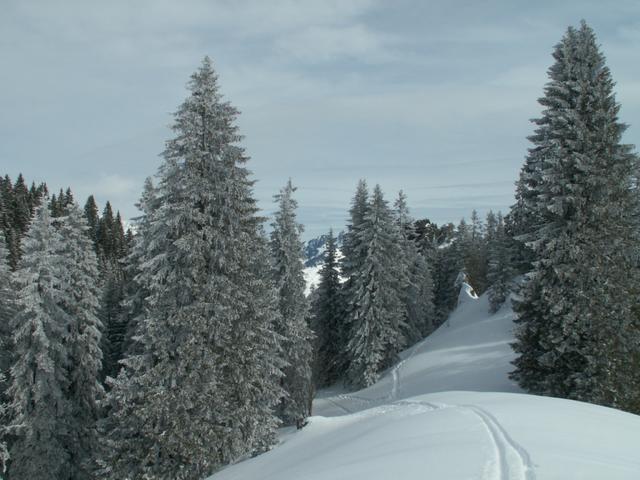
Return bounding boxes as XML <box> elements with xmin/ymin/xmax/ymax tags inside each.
<box><xmin>209</xmin><ymin>288</ymin><xmax>640</xmax><ymax>480</ymax></box>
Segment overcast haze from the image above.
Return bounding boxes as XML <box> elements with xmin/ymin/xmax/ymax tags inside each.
<box><xmin>2</xmin><ymin>0</ymin><xmax>640</xmax><ymax>239</ymax></box>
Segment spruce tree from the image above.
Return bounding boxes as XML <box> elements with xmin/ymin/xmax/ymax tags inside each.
<box><xmin>97</xmin><ymin>202</ymin><xmax>115</xmax><ymax>260</ymax></box>
<box><xmin>270</xmin><ymin>180</ymin><xmax>314</xmax><ymax>425</ymax></box>
<box><xmin>394</xmin><ymin>191</ymin><xmax>435</xmax><ymax>343</ymax></box>
<box><xmin>119</xmin><ymin>177</ymin><xmax>159</xmax><ymax>358</ymax></box>
<box><xmin>8</xmin><ymin>174</ymin><xmax>31</xmax><ymax>269</ymax></box>
<box><xmin>8</xmin><ymin>206</ymin><xmax>71</xmax><ymax>480</ymax></box>
<box><xmin>311</xmin><ymin>229</ymin><xmax>344</xmax><ymax>387</ymax></box>
<box><xmin>339</xmin><ymin>179</ymin><xmax>369</xmax><ymax>376</ymax></box>
<box><xmin>511</xmin><ymin>22</ymin><xmax>640</xmax><ymax>411</ymax></box>
<box><xmin>84</xmin><ymin>195</ymin><xmax>100</xmax><ymax>246</ymax></box>
<box><xmin>8</xmin><ymin>202</ymin><xmax>104</xmax><ymax>479</ymax></box>
<box><xmin>0</xmin><ymin>372</ymin><xmax>7</xmax><ymax>476</ymax></box>
<box><xmin>346</xmin><ymin>185</ymin><xmax>404</xmax><ymax>387</ymax></box>
<box><xmin>100</xmin><ymin>57</ymin><xmax>284</xmax><ymax>479</ymax></box>
<box><xmin>433</xmin><ymin>221</ymin><xmax>465</xmax><ymax>321</ymax></box>
<box><xmin>113</xmin><ymin>211</ymin><xmax>127</xmax><ymax>258</ymax></box>
<box><xmin>487</xmin><ymin>212</ymin><xmax>513</xmax><ymax>313</ymax></box>
<box><xmin>463</xmin><ymin>210</ymin><xmax>488</xmax><ymax>294</ymax></box>
<box><xmin>56</xmin><ymin>202</ymin><xmax>104</xmax><ymax>479</ymax></box>
<box><xmin>99</xmin><ymin>266</ymin><xmax>126</xmax><ymax>382</ymax></box>
<box><xmin>11</xmin><ymin>174</ymin><xmax>30</xmax><ymax>235</ymax></box>
<box><xmin>0</xmin><ymin>228</ymin><xmax>14</xmax><ymax>429</ymax></box>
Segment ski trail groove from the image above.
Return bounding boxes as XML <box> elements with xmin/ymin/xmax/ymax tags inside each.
<box><xmin>396</xmin><ymin>400</ymin><xmax>535</xmax><ymax>480</ymax></box>
<box><xmin>324</xmin><ymin>334</ymin><xmax>433</xmax><ymax>411</ymax></box>
<box><xmin>462</xmin><ymin>404</ymin><xmax>536</xmax><ymax>480</ymax></box>
<box><xmin>388</xmin><ymin>334</ymin><xmax>430</xmax><ymax>400</ymax></box>
<box><xmin>325</xmin><ymin>397</ymin><xmax>352</xmax><ymax>415</ymax></box>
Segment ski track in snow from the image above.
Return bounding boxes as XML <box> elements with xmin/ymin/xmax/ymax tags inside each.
<box><xmin>322</xmin><ymin>329</ymin><xmax>535</xmax><ymax>480</ymax></box>
<box><xmin>462</xmin><ymin>404</ymin><xmax>536</xmax><ymax>480</ymax></box>
<box><xmin>319</xmin><ymin>304</ymin><xmax>535</xmax><ymax>480</ymax></box>
<box><xmin>396</xmin><ymin>399</ymin><xmax>535</xmax><ymax>480</ymax></box>
<box><xmin>389</xmin><ymin>332</ymin><xmax>429</xmax><ymax>400</ymax></box>
<box><xmin>325</xmin><ymin>397</ymin><xmax>353</xmax><ymax>415</ymax></box>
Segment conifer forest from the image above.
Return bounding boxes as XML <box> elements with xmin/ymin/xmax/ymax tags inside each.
<box><xmin>1</xmin><ymin>10</ymin><xmax>640</xmax><ymax>480</ymax></box>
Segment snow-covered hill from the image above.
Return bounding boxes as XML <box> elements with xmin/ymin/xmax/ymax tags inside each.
<box><xmin>210</xmin><ymin>289</ymin><xmax>640</xmax><ymax>480</ymax></box>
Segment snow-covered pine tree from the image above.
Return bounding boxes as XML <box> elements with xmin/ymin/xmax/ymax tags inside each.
<box><xmin>339</xmin><ymin>179</ymin><xmax>370</xmax><ymax>376</ymax></box>
<box><xmin>84</xmin><ymin>195</ymin><xmax>100</xmax><ymax>247</ymax></box>
<box><xmin>463</xmin><ymin>210</ymin><xmax>488</xmax><ymax>294</ymax></box>
<box><xmin>487</xmin><ymin>212</ymin><xmax>513</xmax><ymax>313</ymax></box>
<box><xmin>394</xmin><ymin>191</ymin><xmax>435</xmax><ymax>344</ymax></box>
<box><xmin>56</xmin><ymin>202</ymin><xmax>103</xmax><ymax>480</ymax></box>
<box><xmin>311</xmin><ymin>229</ymin><xmax>345</xmax><ymax>387</ymax></box>
<box><xmin>96</xmin><ymin>201</ymin><xmax>116</xmax><ymax>261</ymax></box>
<box><xmin>7</xmin><ymin>174</ymin><xmax>33</xmax><ymax>270</ymax></box>
<box><xmin>346</xmin><ymin>185</ymin><xmax>404</xmax><ymax>388</ymax></box>
<box><xmin>433</xmin><ymin>220</ymin><xmax>465</xmax><ymax>321</ymax></box>
<box><xmin>485</xmin><ymin>211</ymin><xmax>498</xmax><ymax>252</ymax></box>
<box><xmin>0</xmin><ymin>373</ymin><xmax>7</xmax><ymax>476</ymax></box>
<box><xmin>507</xmin><ymin>179</ymin><xmax>538</xmax><ymax>275</ymax></box>
<box><xmin>100</xmin><ymin>57</ymin><xmax>284</xmax><ymax>479</ymax></box>
<box><xmin>0</xmin><ymin>228</ymin><xmax>15</xmax><ymax>404</ymax></box>
<box><xmin>7</xmin><ymin>205</ymin><xmax>72</xmax><ymax>480</ymax></box>
<box><xmin>118</xmin><ymin>177</ymin><xmax>160</xmax><ymax>358</ymax></box>
<box><xmin>269</xmin><ymin>179</ymin><xmax>314</xmax><ymax>425</ymax></box>
<box><xmin>511</xmin><ymin>22</ymin><xmax>640</xmax><ymax>411</ymax></box>
<box><xmin>0</xmin><ymin>228</ymin><xmax>14</xmax><ymax>472</ymax></box>
<box><xmin>99</xmin><ymin>265</ymin><xmax>126</xmax><ymax>382</ymax></box>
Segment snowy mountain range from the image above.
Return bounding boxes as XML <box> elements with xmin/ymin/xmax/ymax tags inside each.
<box><xmin>303</xmin><ymin>231</ymin><xmax>345</xmax><ymax>268</ymax></box>
<box><xmin>302</xmin><ymin>232</ymin><xmax>344</xmax><ymax>295</ymax></box>
<box><xmin>209</xmin><ymin>288</ymin><xmax>640</xmax><ymax>480</ymax></box>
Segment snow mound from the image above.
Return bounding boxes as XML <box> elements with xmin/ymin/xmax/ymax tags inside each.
<box><xmin>209</xmin><ymin>292</ymin><xmax>640</xmax><ymax>480</ymax></box>
<box><xmin>458</xmin><ymin>280</ymin><xmax>478</xmax><ymax>304</ymax></box>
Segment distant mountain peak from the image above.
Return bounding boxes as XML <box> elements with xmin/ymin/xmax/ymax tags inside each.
<box><xmin>303</xmin><ymin>231</ymin><xmax>345</xmax><ymax>267</ymax></box>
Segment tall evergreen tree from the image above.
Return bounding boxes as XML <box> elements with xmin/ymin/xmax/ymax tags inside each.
<box><xmin>0</xmin><ymin>372</ymin><xmax>7</xmax><ymax>476</ymax></box>
<box><xmin>11</xmin><ymin>174</ymin><xmax>30</xmax><ymax>234</ymax></box>
<box><xmin>433</xmin><ymin>221</ymin><xmax>466</xmax><ymax>321</ymax></box>
<box><xmin>113</xmin><ymin>211</ymin><xmax>127</xmax><ymax>258</ymax></box>
<box><xmin>97</xmin><ymin>202</ymin><xmax>115</xmax><ymax>260</ymax></box>
<box><xmin>100</xmin><ymin>57</ymin><xmax>284</xmax><ymax>479</ymax></box>
<box><xmin>339</xmin><ymin>179</ymin><xmax>369</xmax><ymax>376</ymax></box>
<box><xmin>8</xmin><ymin>174</ymin><xmax>31</xmax><ymax>269</ymax></box>
<box><xmin>8</xmin><ymin>206</ymin><xmax>71</xmax><ymax>480</ymax></box>
<box><xmin>463</xmin><ymin>210</ymin><xmax>488</xmax><ymax>294</ymax></box>
<box><xmin>56</xmin><ymin>202</ymin><xmax>104</xmax><ymax>479</ymax></box>
<box><xmin>511</xmin><ymin>22</ymin><xmax>640</xmax><ymax>411</ymax></box>
<box><xmin>99</xmin><ymin>266</ymin><xmax>126</xmax><ymax>382</ymax></box>
<box><xmin>270</xmin><ymin>179</ymin><xmax>314</xmax><ymax>425</ymax></box>
<box><xmin>84</xmin><ymin>195</ymin><xmax>100</xmax><ymax>246</ymax></box>
<box><xmin>346</xmin><ymin>185</ymin><xmax>404</xmax><ymax>388</ymax></box>
<box><xmin>119</xmin><ymin>177</ymin><xmax>160</xmax><ymax>358</ymax></box>
<box><xmin>394</xmin><ymin>191</ymin><xmax>435</xmax><ymax>343</ymax></box>
<box><xmin>487</xmin><ymin>212</ymin><xmax>513</xmax><ymax>313</ymax></box>
<box><xmin>7</xmin><ymin>202</ymin><xmax>104</xmax><ymax>479</ymax></box>
<box><xmin>0</xmin><ymin>229</ymin><xmax>14</xmax><ymax>464</ymax></box>
<box><xmin>0</xmin><ymin>228</ymin><xmax>14</xmax><ymax>396</ymax></box>
<box><xmin>311</xmin><ymin>229</ymin><xmax>344</xmax><ymax>387</ymax></box>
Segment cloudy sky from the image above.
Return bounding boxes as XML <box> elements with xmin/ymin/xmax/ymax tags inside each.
<box><xmin>2</xmin><ymin>0</ymin><xmax>640</xmax><ymax>239</ymax></box>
